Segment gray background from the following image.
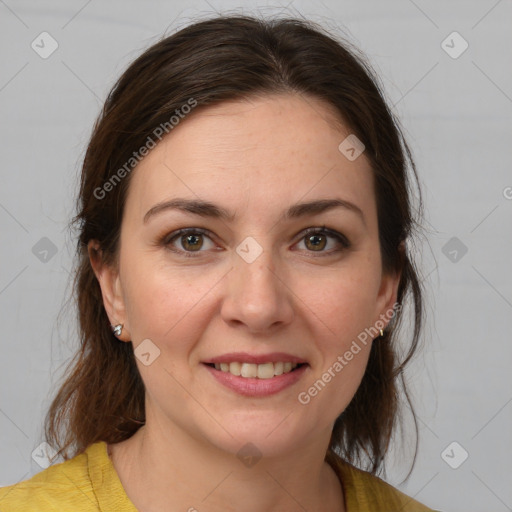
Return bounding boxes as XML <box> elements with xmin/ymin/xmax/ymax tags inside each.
<box><xmin>1</xmin><ymin>1</ymin><xmax>511</xmax><ymax>511</ymax></box>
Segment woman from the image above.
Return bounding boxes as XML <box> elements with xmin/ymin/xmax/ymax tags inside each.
<box><xmin>0</xmin><ymin>14</ymin><xmax>438</xmax><ymax>511</ymax></box>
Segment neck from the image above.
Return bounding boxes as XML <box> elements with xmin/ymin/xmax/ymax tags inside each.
<box><xmin>109</xmin><ymin>420</ymin><xmax>344</xmax><ymax>512</ymax></box>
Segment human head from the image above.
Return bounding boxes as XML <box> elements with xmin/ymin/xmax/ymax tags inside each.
<box><xmin>46</xmin><ymin>14</ymin><xmax>424</xmax><ymax>474</ymax></box>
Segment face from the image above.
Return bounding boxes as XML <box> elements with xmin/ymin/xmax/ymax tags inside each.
<box><xmin>91</xmin><ymin>93</ymin><xmax>400</xmax><ymax>459</ymax></box>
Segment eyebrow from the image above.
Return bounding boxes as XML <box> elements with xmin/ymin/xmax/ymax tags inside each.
<box><xmin>143</xmin><ymin>197</ymin><xmax>366</xmax><ymax>226</ymax></box>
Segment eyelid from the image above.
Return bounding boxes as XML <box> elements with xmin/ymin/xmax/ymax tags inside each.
<box><xmin>298</xmin><ymin>226</ymin><xmax>349</xmax><ymax>244</ymax></box>
<box><xmin>162</xmin><ymin>227</ymin><xmax>215</xmax><ymax>245</ymax></box>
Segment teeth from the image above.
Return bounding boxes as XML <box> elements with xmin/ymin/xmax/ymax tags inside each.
<box><xmin>257</xmin><ymin>362</ymin><xmax>274</xmax><ymax>379</ymax></box>
<box><xmin>212</xmin><ymin>362</ymin><xmax>300</xmax><ymax>378</ymax></box>
<box><xmin>241</xmin><ymin>362</ymin><xmax>258</xmax><ymax>378</ymax></box>
<box><xmin>229</xmin><ymin>361</ymin><xmax>241</xmax><ymax>376</ymax></box>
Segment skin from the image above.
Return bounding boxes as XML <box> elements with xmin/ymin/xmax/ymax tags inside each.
<box><xmin>89</xmin><ymin>93</ymin><xmax>401</xmax><ymax>512</ymax></box>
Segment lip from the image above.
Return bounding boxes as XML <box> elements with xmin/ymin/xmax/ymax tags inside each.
<box><xmin>202</xmin><ymin>362</ymin><xmax>309</xmax><ymax>397</ymax></box>
<box><xmin>203</xmin><ymin>352</ymin><xmax>308</xmax><ymax>365</ymax></box>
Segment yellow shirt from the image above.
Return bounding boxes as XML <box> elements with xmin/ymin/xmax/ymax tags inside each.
<box><xmin>0</xmin><ymin>441</ymin><xmax>436</xmax><ymax>511</ymax></box>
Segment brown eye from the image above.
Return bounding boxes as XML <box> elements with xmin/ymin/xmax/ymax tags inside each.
<box><xmin>296</xmin><ymin>227</ymin><xmax>350</xmax><ymax>256</ymax></box>
<box><xmin>164</xmin><ymin>228</ymin><xmax>217</xmax><ymax>257</ymax></box>
<box><xmin>305</xmin><ymin>233</ymin><xmax>327</xmax><ymax>251</ymax></box>
<box><xmin>181</xmin><ymin>233</ymin><xmax>204</xmax><ymax>251</ymax></box>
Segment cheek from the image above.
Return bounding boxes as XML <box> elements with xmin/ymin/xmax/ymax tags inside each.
<box><xmin>301</xmin><ymin>262</ymin><xmax>382</xmax><ymax>343</ymax></box>
<box><xmin>121</xmin><ymin>254</ymin><xmax>220</xmax><ymax>344</ymax></box>
<box><xmin>120</xmin><ymin>257</ymin><xmax>219</xmax><ymax>398</ymax></box>
<box><xmin>295</xmin><ymin>257</ymin><xmax>380</xmax><ymax>411</ymax></box>
<box><xmin>297</xmin><ymin>279</ymin><xmax>375</xmax><ymax>418</ymax></box>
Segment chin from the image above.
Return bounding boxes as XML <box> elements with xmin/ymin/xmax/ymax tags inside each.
<box><xmin>200</xmin><ymin>412</ymin><xmax>312</xmax><ymax>461</ymax></box>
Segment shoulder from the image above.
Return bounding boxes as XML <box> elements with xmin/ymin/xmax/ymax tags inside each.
<box><xmin>329</xmin><ymin>455</ymin><xmax>439</xmax><ymax>512</ymax></box>
<box><xmin>0</xmin><ymin>442</ymin><xmax>101</xmax><ymax>511</ymax></box>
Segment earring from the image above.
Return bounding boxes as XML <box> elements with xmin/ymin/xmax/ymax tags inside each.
<box><xmin>379</xmin><ymin>329</ymin><xmax>384</xmax><ymax>338</ymax></box>
<box><xmin>112</xmin><ymin>324</ymin><xmax>123</xmax><ymax>337</ymax></box>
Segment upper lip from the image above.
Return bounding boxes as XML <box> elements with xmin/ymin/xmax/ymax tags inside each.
<box><xmin>203</xmin><ymin>352</ymin><xmax>308</xmax><ymax>365</ymax></box>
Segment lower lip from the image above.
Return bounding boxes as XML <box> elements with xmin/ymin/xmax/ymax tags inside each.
<box><xmin>202</xmin><ymin>363</ymin><xmax>308</xmax><ymax>397</ymax></box>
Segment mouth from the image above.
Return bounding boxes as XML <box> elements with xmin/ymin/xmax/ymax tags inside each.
<box><xmin>203</xmin><ymin>361</ymin><xmax>308</xmax><ymax>379</ymax></box>
<box><xmin>202</xmin><ymin>354</ymin><xmax>310</xmax><ymax>397</ymax></box>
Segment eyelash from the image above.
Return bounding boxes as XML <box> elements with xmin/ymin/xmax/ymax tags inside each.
<box><xmin>160</xmin><ymin>226</ymin><xmax>351</xmax><ymax>258</ymax></box>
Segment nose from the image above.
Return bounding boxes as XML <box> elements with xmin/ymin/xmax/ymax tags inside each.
<box><xmin>220</xmin><ymin>248</ymin><xmax>294</xmax><ymax>334</ymax></box>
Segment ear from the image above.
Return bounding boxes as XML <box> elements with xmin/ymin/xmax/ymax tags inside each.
<box><xmin>88</xmin><ymin>240</ymin><xmax>131</xmax><ymax>342</ymax></box>
<box><xmin>373</xmin><ymin>241</ymin><xmax>404</xmax><ymax>330</ymax></box>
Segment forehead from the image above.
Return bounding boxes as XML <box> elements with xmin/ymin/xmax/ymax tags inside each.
<box><xmin>123</xmin><ymin>93</ymin><xmax>376</xmax><ymax>226</ymax></box>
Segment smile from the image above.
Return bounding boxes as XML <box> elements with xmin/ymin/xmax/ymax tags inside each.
<box><xmin>203</xmin><ymin>362</ymin><xmax>309</xmax><ymax>397</ymax></box>
<box><xmin>208</xmin><ymin>361</ymin><xmax>304</xmax><ymax>379</ymax></box>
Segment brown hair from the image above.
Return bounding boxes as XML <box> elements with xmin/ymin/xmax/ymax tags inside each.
<box><xmin>45</xmin><ymin>14</ymin><xmax>425</xmax><ymax>477</ymax></box>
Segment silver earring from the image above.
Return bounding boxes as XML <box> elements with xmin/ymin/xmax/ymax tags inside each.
<box><xmin>112</xmin><ymin>324</ymin><xmax>123</xmax><ymax>337</ymax></box>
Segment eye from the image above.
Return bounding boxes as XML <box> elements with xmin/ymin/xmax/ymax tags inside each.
<box><xmin>163</xmin><ymin>228</ymin><xmax>217</xmax><ymax>257</ymax></box>
<box><xmin>161</xmin><ymin>226</ymin><xmax>350</xmax><ymax>258</ymax></box>
<box><xmin>295</xmin><ymin>227</ymin><xmax>350</xmax><ymax>255</ymax></box>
